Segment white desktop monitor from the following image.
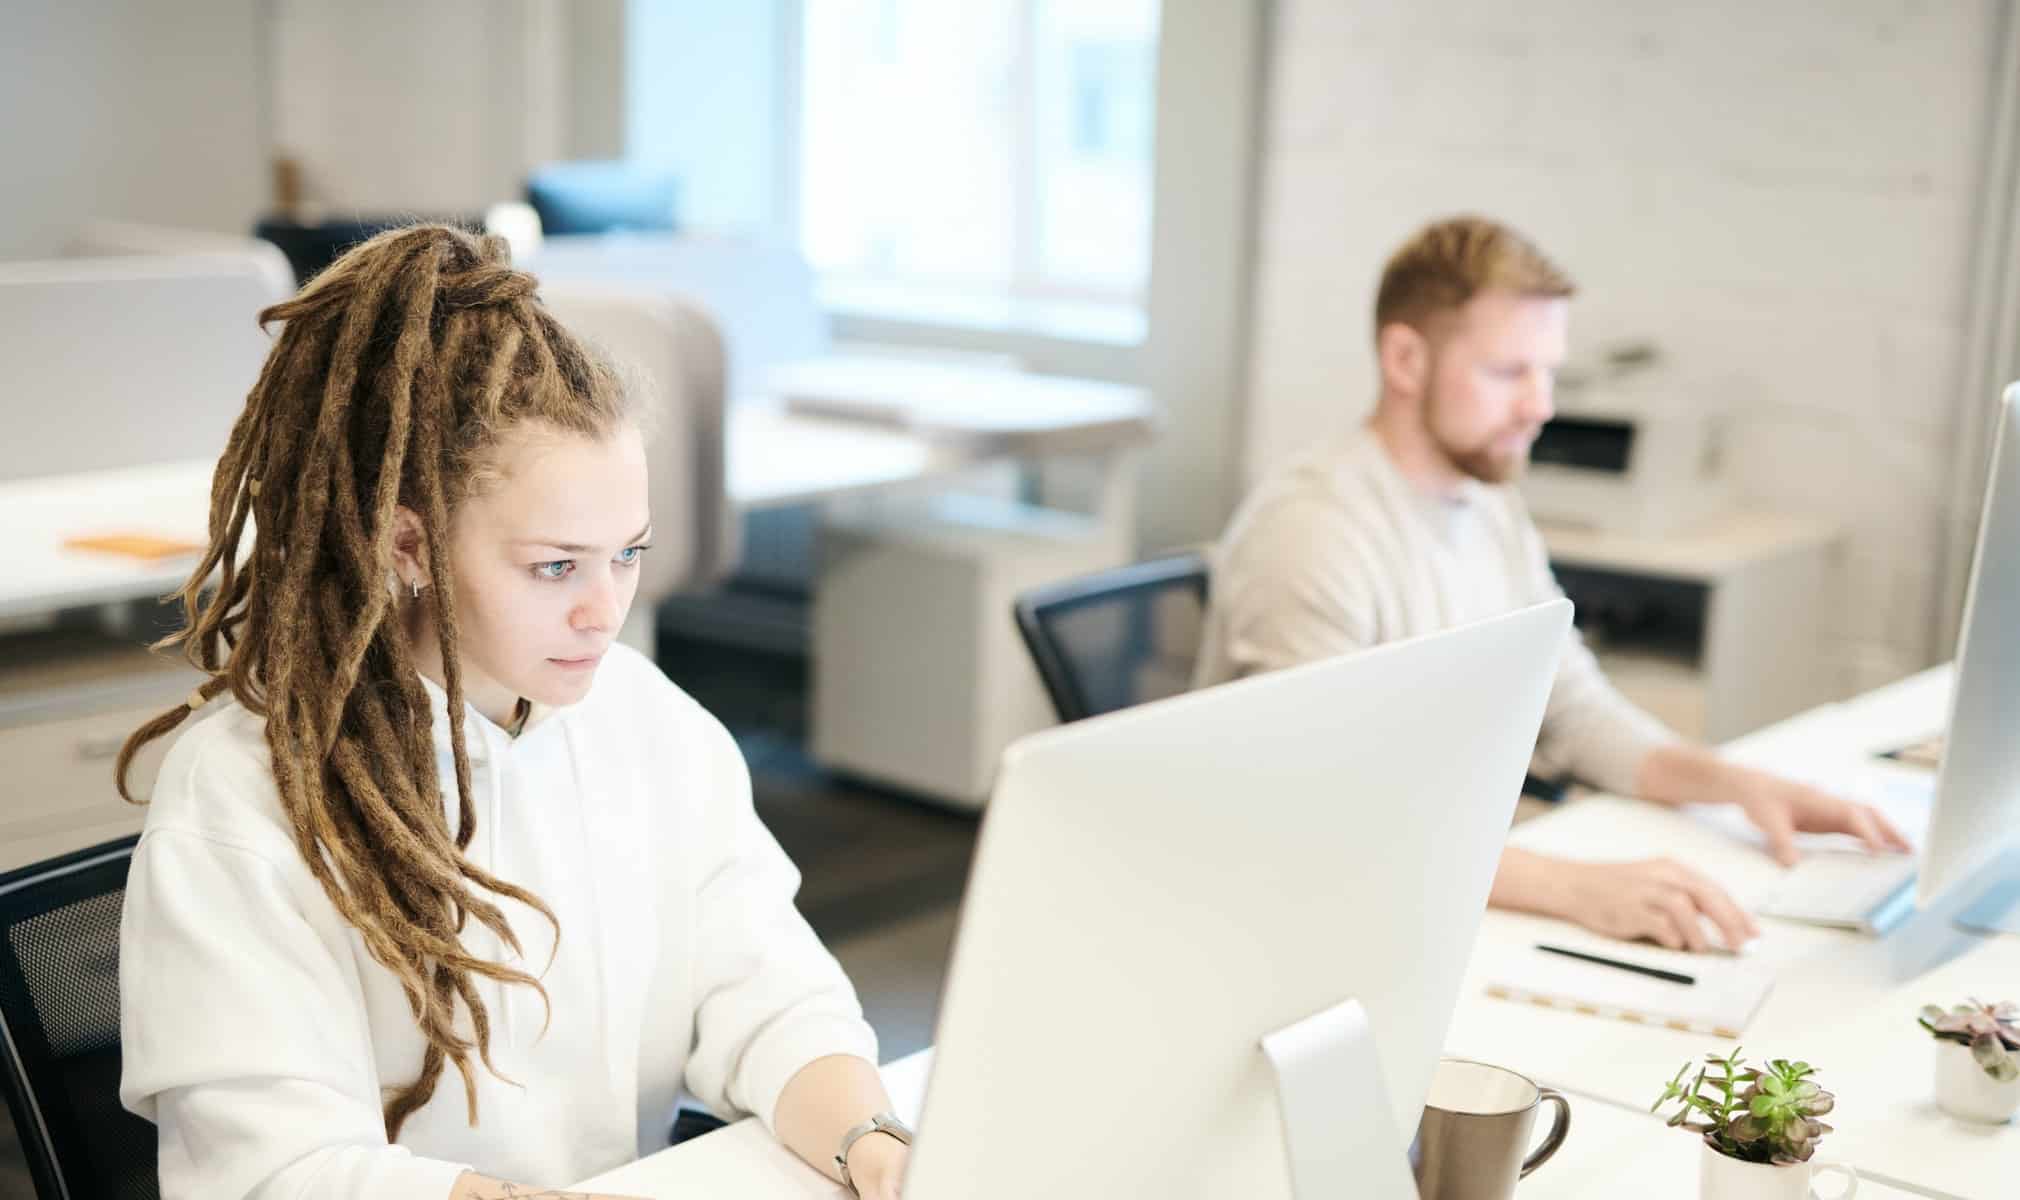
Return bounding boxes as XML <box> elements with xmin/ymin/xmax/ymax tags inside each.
<box><xmin>1916</xmin><ymin>382</ymin><xmax>2020</xmax><ymax>933</ymax></box>
<box><xmin>902</xmin><ymin>601</ymin><xmax>1572</xmax><ymax>1200</ymax></box>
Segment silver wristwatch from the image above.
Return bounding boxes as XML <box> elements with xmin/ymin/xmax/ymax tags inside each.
<box><xmin>835</xmin><ymin>1111</ymin><xmax>913</xmax><ymax>1194</ymax></box>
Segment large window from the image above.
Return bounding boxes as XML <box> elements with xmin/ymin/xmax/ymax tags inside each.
<box><xmin>799</xmin><ymin>0</ymin><xmax>1158</xmax><ymax>328</ymax></box>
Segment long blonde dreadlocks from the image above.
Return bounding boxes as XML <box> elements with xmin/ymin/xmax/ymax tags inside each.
<box><xmin>116</xmin><ymin>224</ymin><xmax>635</xmax><ymax>1140</ymax></box>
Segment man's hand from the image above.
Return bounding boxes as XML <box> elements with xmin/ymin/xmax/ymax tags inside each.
<box><xmin>1553</xmin><ymin>857</ymin><xmax>1759</xmax><ymax>952</ymax></box>
<box><xmin>1728</xmin><ymin>770</ymin><xmax>1912</xmax><ymax>867</ymax></box>
<box><xmin>844</xmin><ymin>1131</ymin><xmax>908</xmax><ymax>1200</ymax></box>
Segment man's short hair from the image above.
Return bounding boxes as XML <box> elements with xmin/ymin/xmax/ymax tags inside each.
<box><xmin>1373</xmin><ymin>216</ymin><xmax>1575</xmax><ymax>338</ymax></box>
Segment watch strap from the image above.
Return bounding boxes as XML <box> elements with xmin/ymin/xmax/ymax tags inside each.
<box><xmin>835</xmin><ymin>1111</ymin><xmax>912</xmax><ymax>1194</ymax></box>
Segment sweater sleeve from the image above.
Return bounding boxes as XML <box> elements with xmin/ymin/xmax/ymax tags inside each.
<box><xmin>1205</xmin><ymin>496</ymin><xmax>1381</xmax><ymax>681</ymax></box>
<box><xmin>679</xmin><ymin>713</ymin><xmax>879</xmax><ymax>1132</ymax></box>
<box><xmin>120</xmin><ymin>827</ymin><xmax>472</xmax><ymax>1200</ymax></box>
<box><xmin>1515</xmin><ymin>516</ymin><xmax>1681</xmax><ymax>795</ymax></box>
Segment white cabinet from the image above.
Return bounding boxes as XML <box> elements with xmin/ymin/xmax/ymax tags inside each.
<box><xmin>812</xmin><ymin>490</ymin><xmax>1133</xmax><ymax>809</ymax></box>
<box><xmin>1541</xmin><ymin>512</ymin><xmax>1842</xmax><ymax>744</ymax></box>
<box><xmin>0</xmin><ymin>630</ymin><xmax>201</xmax><ymax>872</ymax></box>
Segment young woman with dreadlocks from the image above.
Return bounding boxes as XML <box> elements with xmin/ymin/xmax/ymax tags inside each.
<box><xmin>115</xmin><ymin>226</ymin><xmax>910</xmax><ymax>1199</ymax></box>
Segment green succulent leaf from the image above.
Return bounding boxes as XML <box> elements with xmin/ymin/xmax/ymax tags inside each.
<box><xmin>1658</xmin><ymin>1047</ymin><xmax>1838</xmax><ymax>1163</ymax></box>
<box><xmin>1971</xmin><ymin>1032</ymin><xmax>2020</xmax><ymax>1082</ymax></box>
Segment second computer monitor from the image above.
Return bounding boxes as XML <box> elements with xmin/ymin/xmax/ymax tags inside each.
<box><xmin>1916</xmin><ymin>384</ymin><xmax>2020</xmax><ymax>931</ymax></box>
<box><xmin>903</xmin><ymin>601</ymin><xmax>1571</xmax><ymax>1200</ymax></box>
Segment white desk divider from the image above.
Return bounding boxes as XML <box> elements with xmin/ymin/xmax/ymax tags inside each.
<box><xmin>1260</xmin><ymin>998</ymin><xmax>1417</xmax><ymax>1200</ymax></box>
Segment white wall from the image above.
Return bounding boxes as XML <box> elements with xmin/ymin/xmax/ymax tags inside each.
<box><xmin>270</xmin><ymin>0</ymin><xmax>625</xmax><ymax>214</ymax></box>
<box><xmin>1244</xmin><ymin>1</ymin><xmax>1999</xmax><ymax>693</ymax></box>
<box><xmin>1139</xmin><ymin>0</ymin><xmax>1267</xmax><ymax>553</ymax></box>
<box><xmin>0</xmin><ymin>0</ymin><xmax>267</xmax><ymax>258</ymax></box>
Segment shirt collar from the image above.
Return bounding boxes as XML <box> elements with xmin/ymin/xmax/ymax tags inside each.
<box><xmin>413</xmin><ymin>671</ymin><xmax>557</xmax><ymax>745</ymax></box>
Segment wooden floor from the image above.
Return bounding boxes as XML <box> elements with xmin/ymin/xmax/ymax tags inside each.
<box><xmin>0</xmin><ymin>628</ymin><xmax>980</xmax><ymax>1188</ymax></box>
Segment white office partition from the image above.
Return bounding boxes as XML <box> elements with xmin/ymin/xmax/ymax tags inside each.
<box><xmin>0</xmin><ymin>255</ymin><xmax>288</xmax><ymax>483</ymax></box>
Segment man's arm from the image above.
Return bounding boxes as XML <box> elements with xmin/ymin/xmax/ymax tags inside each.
<box><xmin>1513</xmin><ymin>518</ymin><xmax>1908</xmax><ymax>863</ymax></box>
<box><xmin>1490</xmin><ymin>846</ymin><xmax>1758</xmax><ymax>951</ymax></box>
<box><xmin>1635</xmin><ymin>743</ymin><xmax>1912</xmax><ymax>864</ymax></box>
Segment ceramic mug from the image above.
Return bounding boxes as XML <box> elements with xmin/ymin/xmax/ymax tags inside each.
<box><xmin>1410</xmin><ymin>1058</ymin><xmax>1570</xmax><ymax>1200</ymax></box>
<box><xmin>1698</xmin><ymin>1143</ymin><xmax>1858</xmax><ymax>1200</ymax></box>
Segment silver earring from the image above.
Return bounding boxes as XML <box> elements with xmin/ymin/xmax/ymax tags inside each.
<box><xmin>411</xmin><ymin>579</ymin><xmax>421</xmax><ymax>599</ymax></box>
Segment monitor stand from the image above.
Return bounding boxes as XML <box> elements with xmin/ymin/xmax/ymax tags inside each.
<box><xmin>1881</xmin><ymin>846</ymin><xmax>2020</xmax><ymax>983</ymax></box>
<box><xmin>1955</xmin><ymin>847</ymin><xmax>2020</xmax><ymax>936</ymax></box>
<box><xmin>1260</xmin><ymin>998</ymin><xmax>1418</xmax><ymax>1200</ymax></box>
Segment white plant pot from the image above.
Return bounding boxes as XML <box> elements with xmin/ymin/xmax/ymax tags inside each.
<box><xmin>1934</xmin><ymin>1039</ymin><xmax>2020</xmax><ymax>1124</ymax></box>
<box><xmin>1698</xmin><ymin>1143</ymin><xmax>1858</xmax><ymax>1200</ymax></box>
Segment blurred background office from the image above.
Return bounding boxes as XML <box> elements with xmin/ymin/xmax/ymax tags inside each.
<box><xmin>3</xmin><ymin>0</ymin><xmax>2017</xmax><ymax>1190</ymax></box>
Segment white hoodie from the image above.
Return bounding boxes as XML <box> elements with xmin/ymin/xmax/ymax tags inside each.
<box><xmin>119</xmin><ymin>644</ymin><xmax>877</xmax><ymax>1198</ymax></box>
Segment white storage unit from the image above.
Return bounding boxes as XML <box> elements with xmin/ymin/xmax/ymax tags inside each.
<box><xmin>812</xmin><ymin>492</ymin><xmax>1133</xmax><ymax>809</ymax></box>
<box><xmin>1541</xmin><ymin>511</ymin><xmax>1844</xmax><ymax>744</ymax></box>
<box><xmin>0</xmin><ymin>629</ymin><xmax>204</xmax><ymax>872</ymax></box>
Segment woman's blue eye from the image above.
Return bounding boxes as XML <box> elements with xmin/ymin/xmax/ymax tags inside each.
<box><xmin>534</xmin><ymin>560</ymin><xmax>573</xmax><ymax>581</ymax></box>
<box><xmin>617</xmin><ymin>545</ymin><xmax>649</xmax><ymax>567</ymax></box>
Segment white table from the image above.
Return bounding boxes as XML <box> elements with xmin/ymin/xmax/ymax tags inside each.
<box><xmin>0</xmin><ymin>461</ymin><xmax>222</xmax><ymax>623</ymax></box>
<box><xmin>575</xmin><ymin>666</ymin><xmax>2009</xmax><ymax>1199</ymax></box>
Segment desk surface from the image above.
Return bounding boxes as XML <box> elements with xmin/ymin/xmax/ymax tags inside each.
<box><xmin>1</xmin><ymin>460</ymin><xmax>218</xmax><ymax>622</ymax></box>
<box><xmin>1539</xmin><ymin>510</ymin><xmax>1841</xmax><ymax>581</ymax></box>
<box><xmin>578</xmin><ymin>665</ymin><xmax>2008</xmax><ymax>1199</ymax></box>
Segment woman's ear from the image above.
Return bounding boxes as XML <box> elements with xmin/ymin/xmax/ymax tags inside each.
<box><xmin>1376</xmin><ymin>321</ymin><xmax>1431</xmax><ymax>403</ymax></box>
<box><xmin>388</xmin><ymin>505</ymin><xmax>431</xmax><ymax>590</ymax></box>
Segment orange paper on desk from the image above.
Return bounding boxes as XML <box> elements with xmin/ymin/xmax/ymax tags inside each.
<box><xmin>63</xmin><ymin>533</ymin><xmax>204</xmax><ymax>562</ymax></box>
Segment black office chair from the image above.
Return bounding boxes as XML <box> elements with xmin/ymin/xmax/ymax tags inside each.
<box><xmin>1013</xmin><ymin>552</ymin><xmax>1211</xmax><ymax>723</ymax></box>
<box><xmin>0</xmin><ymin>835</ymin><xmax>156</xmax><ymax>1200</ymax></box>
<box><xmin>1012</xmin><ymin>554</ymin><xmax>1569</xmax><ymax>803</ymax></box>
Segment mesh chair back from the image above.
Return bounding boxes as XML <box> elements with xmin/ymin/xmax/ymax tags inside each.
<box><xmin>0</xmin><ymin>836</ymin><xmax>155</xmax><ymax>1200</ymax></box>
<box><xmin>1014</xmin><ymin>553</ymin><xmax>1210</xmax><ymax>722</ymax></box>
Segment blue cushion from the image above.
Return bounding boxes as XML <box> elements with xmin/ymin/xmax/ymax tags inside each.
<box><xmin>524</xmin><ymin>161</ymin><xmax>680</xmax><ymax>236</ymax></box>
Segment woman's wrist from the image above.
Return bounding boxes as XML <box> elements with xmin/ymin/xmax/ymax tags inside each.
<box><xmin>843</xmin><ymin>1128</ymin><xmax>908</xmax><ymax>1194</ymax></box>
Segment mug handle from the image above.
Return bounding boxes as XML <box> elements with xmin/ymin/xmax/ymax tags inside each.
<box><xmin>1809</xmin><ymin>1162</ymin><xmax>1858</xmax><ymax>1199</ymax></box>
<box><xmin>1518</xmin><ymin>1087</ymin><xmax>1572</xmax><ymax>1178</ymax></box>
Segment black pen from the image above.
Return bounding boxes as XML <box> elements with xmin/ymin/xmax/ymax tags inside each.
<box><xmin>1536</xmin><ymin>943</ymin><xmax>1696</xmax><ymax>986</ymax></box>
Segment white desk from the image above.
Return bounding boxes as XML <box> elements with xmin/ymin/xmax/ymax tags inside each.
<box><xmin>0</xmin><ymin>461</ymin><xmax>220</xmax><ymax>623</ymax></box>
<box><xmin>576</xmin><ymin>666</ymin><xmax>2008</xmax><ymax>1199</ymax></box>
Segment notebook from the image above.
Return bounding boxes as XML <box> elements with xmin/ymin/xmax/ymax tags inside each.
<box><xmin>1480</xmin><ymin>942</ymin><xmax>1775</xmax><ymax>1040</ymax></box>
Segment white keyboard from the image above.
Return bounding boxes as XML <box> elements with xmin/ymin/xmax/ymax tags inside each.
<box><xmin>1754</xmin><ymin>852</ymin><xmax>1919</xmax><ymax>934</ymax></box>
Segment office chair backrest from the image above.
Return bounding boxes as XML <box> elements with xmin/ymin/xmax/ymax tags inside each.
<box><xmin>1013</xmin><ymin>553</ymin><xmax>1210</xmax><ymax>722</ymax></box>
<box><xmin>0</xmin><ymin>836</ymin><xmax>155</xmax><ymax>1200</ymax></box>
<box><xmin>541</xmin><ymin>283</ymin><xmax>736</xmax><ymax>602</ymax></box>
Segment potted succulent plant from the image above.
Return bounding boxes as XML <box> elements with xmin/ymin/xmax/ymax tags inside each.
<box><xmin>1652</xmin><ymin>1048</ymin><xmax>1859</xmax><ymax>1200</ymax></box>
<box><xmin>1919</xmin><ymin>999</ymin><xmax>2020</xmax><ymax>1124</ymax></box>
